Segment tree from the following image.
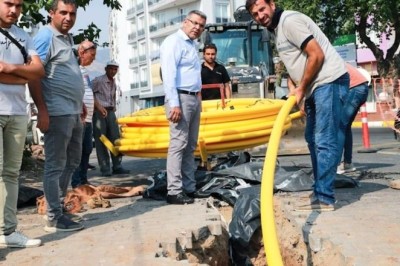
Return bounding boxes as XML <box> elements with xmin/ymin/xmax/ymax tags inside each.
<box><xmin>279</xmin><ymin>0</ymin><xmax>400</xmax><ymax>78</ymax></box>
<box><xmin>20</xmin><ymin>0</ymin><xmax>122</xmax><ymax>46</ymax></box>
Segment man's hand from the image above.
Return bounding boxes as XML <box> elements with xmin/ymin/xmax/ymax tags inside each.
<box><xmin>168</xmin><ymin>107</ymin><xmax>182</xmax><ymax>123</ymax></box>
<box><xmin>81</xmin><ymin>103</ymin><xmax>88</xmax><ymax>122</ymax></box>
<box><xmin>294</xmin><ymin>86</ymin><xmax>306</xmax><ymax>115</ymax></box>
<box><xmin>0</xmin><ymin>61</ymin><xmax>13</xmax><ymax>73</ymax></box>
<box><xmin>287</xmin><ymin>77</ymin><xmax>305</xmax><ymax>114</ymax></box>
<box><xmin>99</xmin><ymin>106</ymin><xmax>108</xmax><ymax>118</ymax></box>
<box><xmin>37</xmin><ymin>109</ymin><xmax>49</xmax><ymax>133</ymax></box>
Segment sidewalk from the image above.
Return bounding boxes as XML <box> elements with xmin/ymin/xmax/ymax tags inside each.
<box><xmin>275</xmin><ymin>143</ymin><xmax>400</xmax><ymax>266</ymax></box>
<box><xmin>2</xmin><ymin>157</ymin><xmax>231</xmax><ymax>265</ymax></box>
<box><xmin>1</xmin><ymin>140</ymin><xmax>400</xmax><ymax>265</ymax></box>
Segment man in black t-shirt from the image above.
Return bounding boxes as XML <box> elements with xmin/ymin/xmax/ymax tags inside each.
<box><xmin>201</xmin><ymin>43</ymin><xmax>231</xmax><ymax>100</ymax></box>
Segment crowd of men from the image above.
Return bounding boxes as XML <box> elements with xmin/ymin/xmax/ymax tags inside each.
<box><xmin>0</xmin><ymin>0</ymin><xmax>372</xmax><ymax>249</ymax></box>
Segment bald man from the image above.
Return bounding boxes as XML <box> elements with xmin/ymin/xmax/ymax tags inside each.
<box><xmin>71</xmin><ymin>40</ymin><xmax>97</xmax><ymax>188</ymax></box>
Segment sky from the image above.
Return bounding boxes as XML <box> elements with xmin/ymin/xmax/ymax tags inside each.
<box><xmin>71</xmin><ymin>2</ymin><xmax>112</xmax><ymax>45</ymax></box>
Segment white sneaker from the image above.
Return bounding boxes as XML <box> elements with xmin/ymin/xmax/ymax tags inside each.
<box><xmin>337</xmin><ymin>162</ymin><xmax>356</xmax><ymax>174</ymax></box>
<box><xmin>0</xmin><ymin>231</ymin><xmax>41</xmax><ymax>248</ymax></box>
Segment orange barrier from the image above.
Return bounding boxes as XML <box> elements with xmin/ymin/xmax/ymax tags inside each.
<box><xmin>360</xmin><ymin>103</ymin><xmax>371</xmax><ymax>148</ymax></box>
<box><xmin>357</xmin><ymin>103</ymin><xmax>377</xmax><ymax>153</ymax></box>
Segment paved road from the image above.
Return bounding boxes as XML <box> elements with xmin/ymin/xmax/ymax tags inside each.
<box><xmin>2</xmin><ymin>126</ymin><xmax>399</xmax><ymax>265</ymax></box>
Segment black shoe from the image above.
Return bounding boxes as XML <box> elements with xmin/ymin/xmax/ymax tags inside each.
<box><xmin>166</xmin><ymin>192</ymin><xmax>194</xmax><ymax>205</ymax></box>
<box><xmin>88</xmin><ymin>164</ymin><xmax>96</xmax><ymax>170</ymax></box>
<box><xmin>186</xmin><ymin>191</ymin><xmax>208</xmax><ymax>199</ymax></box>
<box><xmin>101</xmin><ymin>171</ymin><xmax>112</xmax><ymax>177</ymax></box>
<box><xmin>81</xmin><ymin>180</ymin><xmax>91</xmax><ymax>186</ymax></box>
<box><xmin>112</xmin><ymin>168</ymin><xmax>130</xmax><ymax>175</ymax></box>
<box><xmin>44</xmin><ymin>215</ymin><xmax>84</xmax><ymax>232</ymax></box>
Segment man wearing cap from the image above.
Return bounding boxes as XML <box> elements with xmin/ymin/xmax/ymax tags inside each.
<box><xmin>92</xmin><ymin>60</ymin><xmax>130</xmax><ymax>177</ymax></box>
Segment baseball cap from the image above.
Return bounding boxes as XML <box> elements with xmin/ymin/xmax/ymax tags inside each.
<box><xmin>106</xmin><ymin>60</ymin><xmax>119</xmax><ymax>67</ymax></box>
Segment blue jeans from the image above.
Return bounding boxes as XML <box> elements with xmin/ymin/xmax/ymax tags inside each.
<box><xmin>43</xmin><ymin>115</ymin><xmax>83</xmax><ymax>220</ymax></box>
<box><xmin>304</xmin><ymin>73</ymin><xmax>349</xmax><ymax>205</ymax></box>
<box><xmin>0</xmin><ymin>115</ymin><xmax>28</xmax><ymax>235</ymax></box>
<box><xmin>71</xmin><ymin>122</ymin><xmax>93</xmax><ymax>188</ymax></box>
<box><xmin>338</xmin><ymin>82</ymin><xmax>369</xmax><ymax>164</ymax></box>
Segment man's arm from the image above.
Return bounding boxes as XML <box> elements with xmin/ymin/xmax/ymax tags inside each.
<box><xmin>0</xmin><ymin>55</ymin><xmax>45</xmax><ymax>80</ymax></box>
<box><xmin>221</xmin><ymin>66</ymin><xmax>232</xmax><ymax>99</ymax></box>
<box><xmin>94</xmin><ymin>98</ymin><xmax>107</xmax><ymax>118</ymax></box>
<box><xmin>0</xmin><ymin>73</ymin><xmax>27</xmax><ymax>84</ymax></box>
<box><xmin>224</xmin><ymin>82</ymin><xmax>232</xmax><ymax>99</ymax></box>
<box><xmin>295</xmin><ymin>39</ymin><xmax>324</xmax><ymax>104</ymax></box>
<box><xmin>28</xmin><ymin>79</ymin><xmax>49</xmax><ymax>133</ymax></box>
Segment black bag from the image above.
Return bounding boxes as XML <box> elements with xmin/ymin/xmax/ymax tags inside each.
<box><xmin>0</xmin><ymin>28</ymin><xmax>29</xmax><ymax>63</ymax></box>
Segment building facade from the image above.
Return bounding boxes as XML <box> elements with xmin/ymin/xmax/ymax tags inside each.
<box><xmin>110</xmin><ymin>0</ymin><xmax>245</xmax><ymax>117</ymax></box>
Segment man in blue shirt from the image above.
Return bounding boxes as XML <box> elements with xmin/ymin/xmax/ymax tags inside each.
<box><xmin>29</xmin><ymin>0</ymin><xmax>85</xmax><ymax>232</ymax></box>
<box><xmin>160</xmin><ymin>10</ymin><xmax>207</xmax><ymax>204</ymax></box>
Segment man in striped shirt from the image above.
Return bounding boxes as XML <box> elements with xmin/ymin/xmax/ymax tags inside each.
<box><xmin>71</xmin><ymin>40</ymin><xmax>96</xmax><ymax>188</ymax></box>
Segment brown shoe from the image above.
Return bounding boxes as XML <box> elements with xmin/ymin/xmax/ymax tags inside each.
<box><xmin>295</xmin><ymin>199</ymin><xmax>334</xmax><ymax>212</ymax></box>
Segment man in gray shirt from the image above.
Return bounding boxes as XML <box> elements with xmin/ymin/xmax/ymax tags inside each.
<box><xmin>29</xmin><ymin>0</ymin><xmax>85</xmax><ymax>232</ymax></box>
<box><xmin>247</xmin><ymin>0</ymin><xmax>349</xmax><ymax>211</ymax></box>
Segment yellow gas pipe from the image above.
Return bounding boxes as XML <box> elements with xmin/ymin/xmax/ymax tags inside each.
<box><xmin>261</xmin><ymin>96</ymin><xmax>297</xmax><ymax>266</ymax></box>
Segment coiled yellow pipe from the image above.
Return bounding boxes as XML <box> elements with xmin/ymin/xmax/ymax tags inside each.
<box><xmin>261</xmin><ymin>96</ymin><xmax>297</xmax><ymax>266</ymax></box>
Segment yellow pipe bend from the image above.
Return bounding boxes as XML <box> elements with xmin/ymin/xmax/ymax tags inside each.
<box><xmin>261</xmin><ymin>96</ymin><xmax>297</xmax><ymax>266</ymax></box>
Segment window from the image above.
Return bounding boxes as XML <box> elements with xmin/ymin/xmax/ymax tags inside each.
<box><xmin>140</xmin><ymin>67</ymin><xmax>148</xmax><ymax>87</ymax></box>
<box><xmin>216</xmin><ymin>2</ymin><xmax>229</xmax><ymax>23</ymax></box>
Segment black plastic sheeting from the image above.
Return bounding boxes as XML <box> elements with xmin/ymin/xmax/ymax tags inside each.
<box><xmin>17</xmin><ymin>185</ymin><xmax>43</xmax><ymax>208</ymax></box>
<box><xmin>229</xmin><ymin>185</ymin><xmax>261</xmax><ymax>265</ymax></box>
<box><xmin>142</xmin><ymin>152</ymin><xmax>359</xmax><ymax>265</ymax></box>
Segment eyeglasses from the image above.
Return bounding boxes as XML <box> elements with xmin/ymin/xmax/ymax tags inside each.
<box><xmin>186</xmin><ymin>18</ymin><xmax>205</xmax><ymax>29</ymax></box>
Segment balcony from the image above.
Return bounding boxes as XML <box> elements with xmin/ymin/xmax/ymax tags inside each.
<box><xmin>137</xmin><ymin>2</ymin><xmax>144</xmax><ymax>13</ymax></box>
<box><xmin>129</xmin><ymin>58</ymin><xmax>138</xmax><ymax>67</ymax></box>
<box><xmin>150</xmin><ymin>15</ymin><xmax>185</xmax><ymax>33</ymax></box>
<box><xmin>137</xmin><ymin>29</ymin><xmax>145</xmax><ymax>39</ymax></box>
<box><xmin>131</xmin><ymin>83</ymin><xmax>139</xmax><ymax>89</ymax></box>
<box><xmin>149</xmin><ymin>15</ymin><xmax>185</xmax><ymax>38</ymax></box>
<box><xmin>128</xmin><ymin>32</ymin><xmax>137</xmax><ymax>43</ymax></box>
<box><xmin>139</xmin><ymin>55</ymin><xmax>147</xmax><ymax>65</ymax></box>
<box><xmin>148</xmin><ymin>0</ymin><xmax>197</xmax><ymax>12</ymax></box>
<box><xmin>126</xmin><ymin>7</ymin><xmax>136</xmax><ymax>20</ymax></box>
<box><xmin>130</xmin><ymin>88</ymin><xmax>140</xmax><ymax>97</ymax></box>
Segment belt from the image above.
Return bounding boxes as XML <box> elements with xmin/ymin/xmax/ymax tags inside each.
<box><xmin>177</xmin><ymin>89</ymin><xmax>199</xmax><ymax>96</ymax></box>
<box><xmin>105</xmin><ymin>107</ymin><xmax>114</xmax><ymax>111</ymax></box>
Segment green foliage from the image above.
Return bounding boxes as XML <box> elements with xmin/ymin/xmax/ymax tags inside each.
<box><xmin>20</xmin><ymin>0</ymin><xmax>121</xmax><ymax>46</ymax></box>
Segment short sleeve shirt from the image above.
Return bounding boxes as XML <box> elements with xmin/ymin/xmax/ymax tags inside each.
<box><xmin>275</xmin><ymin>11</ymin><xmax>347</xmax><ymax>98</ymax></box>
<box><xmin>201</xmin><ymin>62</ymin><xmax>231</xmax><ymax>100</ymax></box>
<box><xmin>92</xmin><ymin>74</ymin><xmax>116</xmax><ymax>108</ymax></box>
<box><xmin>33</xmin><ymin>25</ymin><xmax>84</xmax><ymax>116</ymax></box>
<box><xmin>0</xmin><ymin>25</ymin><xmax>37</xmax><ymax>115</ymax></box>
